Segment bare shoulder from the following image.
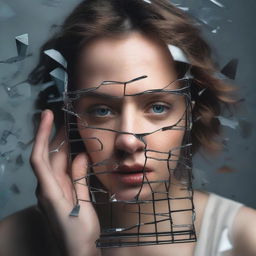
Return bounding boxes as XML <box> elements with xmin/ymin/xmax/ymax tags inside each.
<box><xmin>193</xmin><ymin>190</ymin><xmax>210</xmax><ymax>203</ymax></box>
<box><xmin>0</xmin><ymin>206</ymin><xmax>61</xmax><ymax>256</ymax></box>
<box><xmin>232</xmin><ymin>205</ymin><xmax>256</xmax><ymax>256</ymax></box>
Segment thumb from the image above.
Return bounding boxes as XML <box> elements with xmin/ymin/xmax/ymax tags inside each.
<box><xmin>71</xmin><ymin>153</ymin><xmax>91</xmax><ymax>203</ymax></box>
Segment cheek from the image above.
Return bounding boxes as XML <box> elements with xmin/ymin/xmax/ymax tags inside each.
<box><xmin>146</xmin><ymin>130</ymin><xmax>184</xmax><ymax>153</ymax></box>
<box><xmin>78</xmin><ymin>126</ymin><xmax>116</xmax><ymax>161</ymax></box>
<box><xmin>145</xmin><ymin>130</ymin><xmax>184</xmax><ymax>176</ymax></box>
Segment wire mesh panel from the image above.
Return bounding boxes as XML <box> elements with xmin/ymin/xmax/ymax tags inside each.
<box><xmin>63</xmin><ymin>70</ymin><xmax>196</xmax><ymax>248</ymax></box>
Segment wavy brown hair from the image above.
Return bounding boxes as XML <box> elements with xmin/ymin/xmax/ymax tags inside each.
<box><xmin>29</xmin><ymin>0</ymin><xmax>235</xmax><ymax>154</ymax></box>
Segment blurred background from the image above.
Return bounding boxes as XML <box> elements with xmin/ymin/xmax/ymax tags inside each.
<box><xmin>0</xmin><ymin>0</ymin><xmax>255</xmax><ymax>220</ymax></box>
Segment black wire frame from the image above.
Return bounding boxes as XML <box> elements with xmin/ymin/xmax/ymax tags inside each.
<box><xmin>63</xmin><ymin>76</ymin><xmax>197</xmax><ymax>248</ymax></box>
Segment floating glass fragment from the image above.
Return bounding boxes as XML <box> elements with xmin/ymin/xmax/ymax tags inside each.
<box><xmin>69</xmin><ymin>204</ymin><xmax>81</xmax><ymax>217</ymax></box>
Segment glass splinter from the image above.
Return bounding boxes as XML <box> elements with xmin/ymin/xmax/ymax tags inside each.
<box><xmin>49</xmin><ymin>140</ymin><xmax>65</xmax><ymax>153</ymax></box>
<box><xmin>69</xmin><ymin>204</ymin><xmax>81</xmax><ymax>217</ymax></box>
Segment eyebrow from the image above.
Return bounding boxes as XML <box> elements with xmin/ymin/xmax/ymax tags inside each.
<box><xmin>70</xmin><ymin>74</ymin><xmax>190</xmax><ymax>102</ymax></box>
<box><xmin>76</xmin><ymin>89</ymin><xmax>186</xmax><ymax>103</ymax></box>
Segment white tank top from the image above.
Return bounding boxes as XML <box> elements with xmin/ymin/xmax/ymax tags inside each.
<box><xmin>194</xmin><ymin>193</ymin><xmax>243</xmax><ymax>256</ymax></box>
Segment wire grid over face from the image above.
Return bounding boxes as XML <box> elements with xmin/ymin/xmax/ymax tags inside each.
<box><xmin>63</xmin><ymin>68</ymin><xmax>196</xmax><ymax>248</ymax></box>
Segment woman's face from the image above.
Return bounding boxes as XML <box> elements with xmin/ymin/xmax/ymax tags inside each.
<box><xmin>75</xmin><ymin>31</ymin><xmax>187</xmax><ymax>200</ymax></box>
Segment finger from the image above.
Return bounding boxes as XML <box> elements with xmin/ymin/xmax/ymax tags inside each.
<box><xmin>48</xmin><ymin>125</ymin><xmax>74</xmax><ymax>201</ymax></box>
<box><xmin>71</xmin><ymin>153</ymin><xmax>90</xmax><ymax>203</ymax></box>
<box><xmin>31</xmin><ymin>110</ymin><xmax>53</xmax><ymax>180</ymax></box>
<box><xmin>49</xmin><ymin>126</ymin><xmax>69</xmax><ymax>175</ymax></box>
<box><xmin>32</xmin><ymin>110</ymin><xmax>54</xmax><ymax>162</ymax></box>
<box><xmin>49</xmin><ymin>126</ymin><xmax>68</xmax><ymax>154</ymax></box>
<box><xmin>31</xmin><ymin>110</ymin><xmax>62</xmax><ymax>199</ymax></box>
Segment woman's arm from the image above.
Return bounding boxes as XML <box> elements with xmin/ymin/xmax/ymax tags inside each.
<box><xmin>232</xmin><ymin>206</ymin><xmax>256</xmax><ymax>256</ymax></box>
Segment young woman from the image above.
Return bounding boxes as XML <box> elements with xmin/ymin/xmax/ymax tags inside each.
<box><xmin>0</xmin><ymin>0</ymin><xmax>255</xmax><ymax>256</ymax></box>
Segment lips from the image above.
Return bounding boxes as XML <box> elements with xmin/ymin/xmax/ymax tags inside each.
<box><xmin>114</xmin><ymin>164</ymin><xmax>153</xmax><ymax>185</ymax></box>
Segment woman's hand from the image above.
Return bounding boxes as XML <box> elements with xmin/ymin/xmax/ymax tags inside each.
<box><xmin>30</xmin><ymin>110</ymin><xmax>101</xmax><ymax>256</ymax></box>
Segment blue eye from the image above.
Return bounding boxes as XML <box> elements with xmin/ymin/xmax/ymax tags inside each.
<box><xmin>151</xmin><ymin>104</ymin><xmax>168</xmax><ymax>114</ymax></box>
<box><xmin>89</xmin><ymin>106</ymin><xmax>112</xmax><ymax>117</ymax></box>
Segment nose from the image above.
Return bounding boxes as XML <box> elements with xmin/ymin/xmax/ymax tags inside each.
<box><xmin>114</xmin><ymin>107</ymin><xmax>145</xmax><ymax>155</ymax></box>
<box><xmin>115</xmin><ymin>132</ymin><xmax>145</xmax><ymax>155</ymax></box>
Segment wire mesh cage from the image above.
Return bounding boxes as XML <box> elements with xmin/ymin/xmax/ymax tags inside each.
<box><xmin>63</xmin><ymin>69</ymin><xmax>197</xmax><ymax>248</ymax></box>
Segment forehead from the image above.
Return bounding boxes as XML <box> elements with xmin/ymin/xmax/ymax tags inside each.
<box><xmin>77</xmin><ymin>31</ymin><xmax>178</xmax><ymax>95</ymax></box>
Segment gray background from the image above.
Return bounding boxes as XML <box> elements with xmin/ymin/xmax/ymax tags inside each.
<box><xmin>0</xmin><ymin>0</ymin><xmax>255</xmax><ymax>220</ymax></box>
